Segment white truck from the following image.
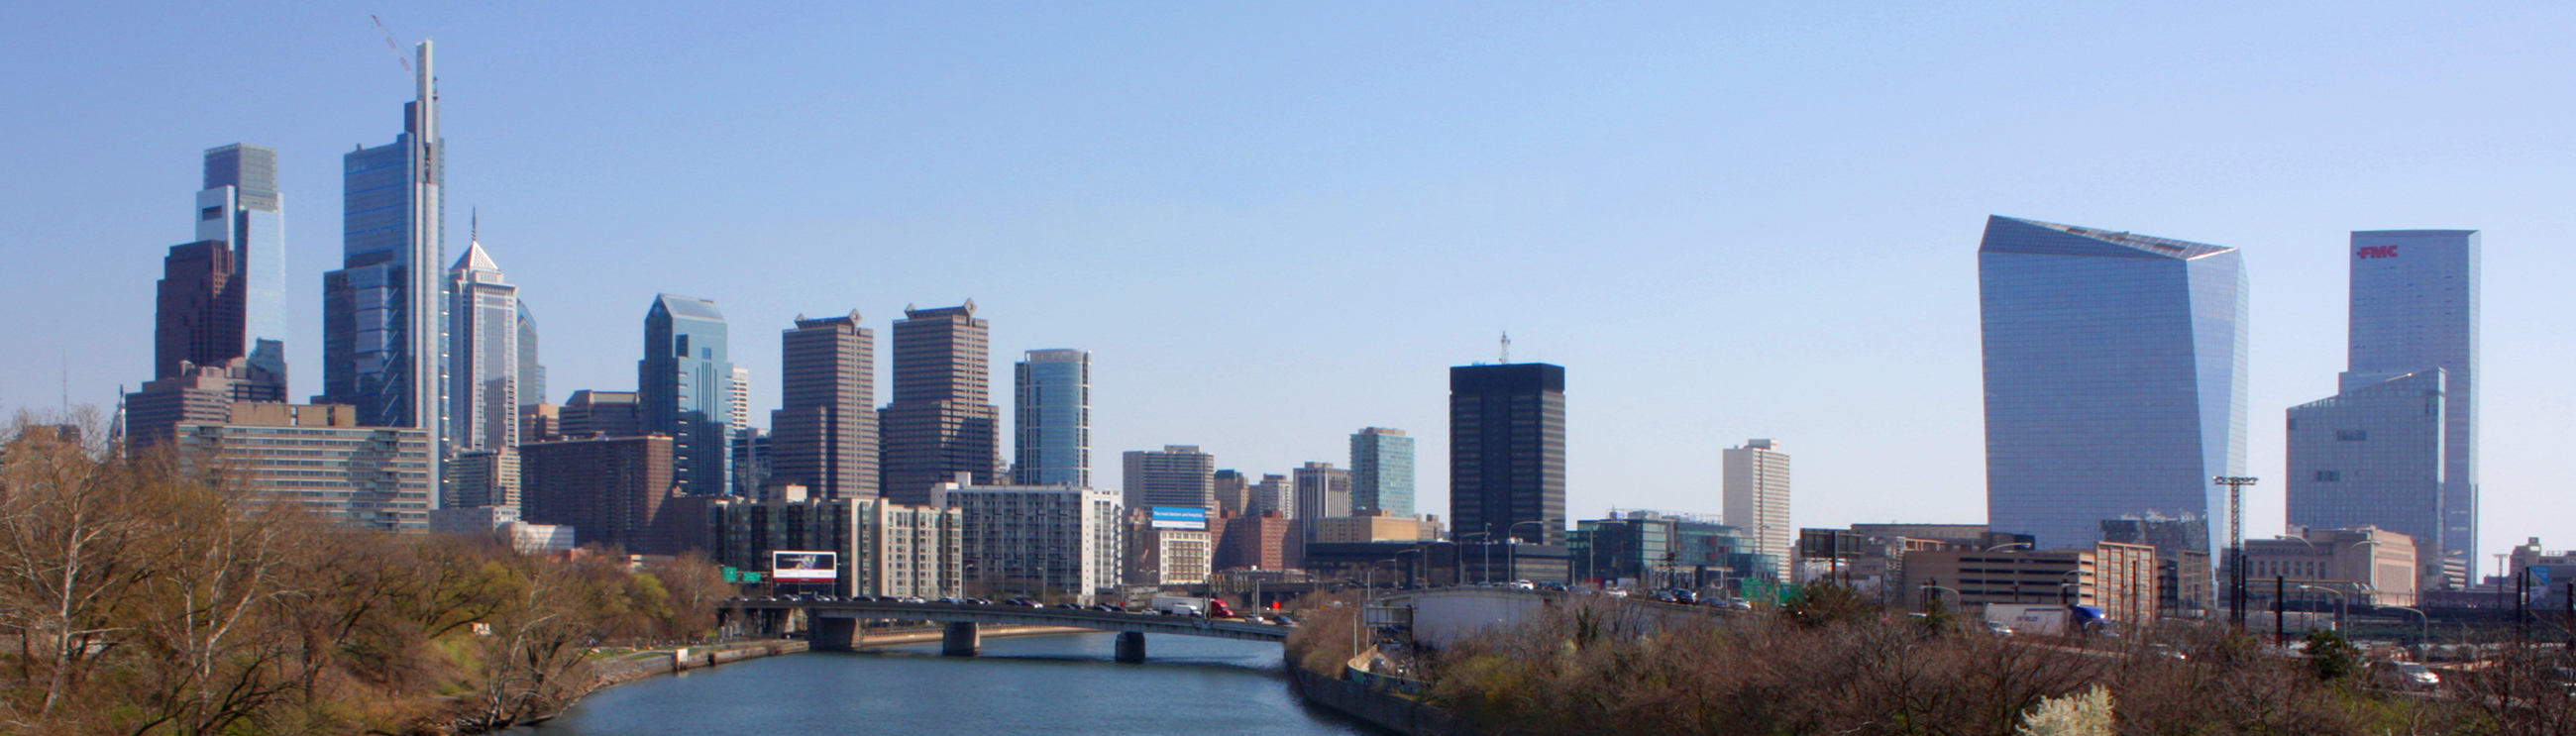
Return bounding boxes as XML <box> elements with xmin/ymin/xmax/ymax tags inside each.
<box><xmin>1983</xmin><ymin>603</ymin><xmax>2106</xmax><ymax>637</ymax></box>
<box><xmin>1150</xmin><ymin>594</ymin><xmax>1212</xmax><ymax>616</ymax></box>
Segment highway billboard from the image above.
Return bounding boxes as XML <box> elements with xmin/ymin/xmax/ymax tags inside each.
<box><xmin>1150</xmin><ymin>506</ymin><xmax>1208</xmax><ymax>530</ymax></box>
<box><xmin>771</xmin><ymin>551</ymin><xmax>838</xmax><ymax>581</ymax></box>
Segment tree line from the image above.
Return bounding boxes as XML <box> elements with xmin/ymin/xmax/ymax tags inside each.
<box><xmin>0</xmin><ymin>412</ymin><xmax>729</xmax><ymax>735</ymax></box>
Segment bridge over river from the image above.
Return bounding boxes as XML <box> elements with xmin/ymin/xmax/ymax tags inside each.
<box><xmin>727</xmin><ymin>599</ymin><xmax>1291</xmax><ymax>663</ymax></box>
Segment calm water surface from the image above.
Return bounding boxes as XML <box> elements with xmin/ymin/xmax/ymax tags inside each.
<box><xmin>509</xmin><ymin>633</ymin><xmax>1371</xmax><ymax>736</ymax></box>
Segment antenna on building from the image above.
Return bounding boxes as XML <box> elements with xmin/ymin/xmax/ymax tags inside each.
<box><xmin>371</xmin><ymin>16</ymin><xmax>413</xmax><ymax>74</ymax></box>
<box><xmin>471</xmin><ymin>207</ymin><xmax>478</xmax><ymax>246</ymax></box>
<box><xmin>1499</xmin><ymin>332</ymin><xmax>1511</xmax><ymax>364</ymax></box>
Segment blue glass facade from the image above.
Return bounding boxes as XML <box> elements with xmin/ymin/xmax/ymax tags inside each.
<box><xmin>199</xmin><ymin>144</ymin><xmax>287</xmax><ymax>387</ymax></box>
<box><xmin>2342</xmin><ymin>230</ymin><xmax>2478</xmax><ymax>567</ymax></box>
<box><xmin>1013</xmin><ymin>349</ymin><xmax>1090</xmax><ymax>487</ymax></box>
<box><xmin>642</xmin><ymin>294</ymin><xmax>735</xmax><ymax>495</ymax></box>
<box><xmin>2285</xmin><ymin>370</ymin><xmax>2445</xmax><ymax>582</ymax></box>
<box><xmin>321</xmin><ymin>41</ymin><xmax>445</xmax><ymax>499</ymax></box>
<box><xmin>1349</xmin><ymin>427</ymin><xmax>1416</xmax><ymax>517</ymax></box>
<box><xmin>1979</xmin><ymin>216</ymin><xmax>2247</xmax><ymax>554</ymax></box>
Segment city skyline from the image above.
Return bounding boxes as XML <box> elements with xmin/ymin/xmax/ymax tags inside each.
<box><xmin>12</xmin><ymin>5</ymin><xmax>2576</xmax><ymax>557</ymax></box>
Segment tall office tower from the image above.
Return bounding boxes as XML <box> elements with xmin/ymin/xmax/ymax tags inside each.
<box><xmin>771</xmin><ymin>313</ymin><xmax>878</xmax><ymax>498</ymax></box>
<box><xmin>1292</xmin><ymin>462</ymin><xmax>1351</xmax><ymax>540</ymax></box>
<box><xmin>2286</xmin><ymin>370</ymin><xmax>2447</xmax><ymax>586</ymax></box>
<box><xmin>515</xmin><ymin>300</ymin><xmax>546</xmax><ymax>406</ymax></box>
<box><xmin>446</xmin><ymin>233</ymin><xmax>518</xmax><ymax>453</ymax></box>
<box><xmin>728</xmin><ymin>366</ymin><xmax>753</xmax><ymax>433</ymax></box>
<box><xmin>2341</xmin><ymin>230</ymin><xmax>2479</xmax><ymax>570</ymax></box>
<box><xmin>1013</xmin><ymin>349</ymin><xmax>1091</xmax><ymax>487</ymax></box>
<box><xmin>322</xmin><ymin>41</ymin><xmax>446</xmax><ymax>497</ymax></box>
<box><xmin>1248</xmin><ymin>473</ymin><xmax>1293</xmax><ymax>517</ymax></box>
<box><xmin>1722</xmin><ymin>439</ymin><xmax>1792</xmax><ymax>581</ymax></box>
<box><xmin>199</xmin><ymin>144</ymin><xmax>287</xmax><ymax>389</ymax></box>
<box><xmin>1979</xmin><ymin>216</ymin><xmax>2248</xmax><ymax>554</ymax></box>
<box><xmin>1123</xmin><ymin>446</ymin><xmax>1216</xmax><ymax>510</ymax></box>
<box><xmin>1348</xmin><ymin>427</ymin><xmax>1416</xmax><ymax>517</ymax></box>
<box><xmin>152</xmin><ymin>241</ymin><xmax>253</xmax><ymax>379</ymax></box>
<box><xmin>641</xmin><ymin>294</ymin><xmax>736</xmax><ymax>495</ymax></box>
<box><xmin>559</xmin><ymin>389</ymin><xmax>642</xmax><ymax>439</ymax></box>
<box><xmin>880</xmin><ymin>302</ymin><xmax>1002</xmax><ymax>504</ymax></box>
<box><xmin>1211</xmin><ymin>470</ymin><xmax>1250</xmax><ymax>517</ymax></box>
<box><xmin>1449</xmin><ymin>363</ymin><xmax>1567</xmax><ymax>547</ymax></box>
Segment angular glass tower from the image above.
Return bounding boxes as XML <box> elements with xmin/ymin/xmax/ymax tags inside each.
<box><xmin>2285</xmin><ymin>369</ymin><xmax>2446</xmax><ymax>583</ymax></box>
<box><xmin>198</xmin><ymin>143</ymin><xmax>286</xmax><ymax>388</ymax></box>
<box><xmin>322</xmin><ymin>41</ymin><xmax>445</xmax><ymax>500</ymax></box>
<box><xmin>516</xmin><ymin>300</ymin><xmax>546</xmax><ymax>407</ymax></box>
<box><xmin>642</xmin><ymin>294</ymin><xmax>735</xmax><ymax>495</ymax></box>
<box><xmin>1979</xmin><ymin>216</ymin><xmax>2248</xmax><ymax>554</ymax></box>
<box><xmin>1348</xmin><ymin>427</ymin><xmax>1415</xmax><ymax>517</ymax></box>
<box><xmin>2343</xmin><ymin>230</ymin><xmax>2478</xmax><ymax>567</ymax></box>
<box><xmin>1014</xmin><ymin>349</ymin><xmax>1091</xmax><ymax>487</ymax></box>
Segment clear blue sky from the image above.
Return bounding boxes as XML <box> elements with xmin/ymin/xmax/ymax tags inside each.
<box><xmin>7</xmin><ymin>3</ymin><xmax>2573</xmax><ymax>562</ymax></box>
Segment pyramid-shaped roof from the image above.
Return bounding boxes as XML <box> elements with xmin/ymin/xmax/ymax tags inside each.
<box><xmin>451</xmin><ymin>240</ymin><xmax>501</xmax><ymax>272</ymax></box>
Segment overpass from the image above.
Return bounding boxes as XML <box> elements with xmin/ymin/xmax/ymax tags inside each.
<box><xmin>727</xmin><ymin>599</ymin><xmax>1291</xmax><ymax>663</ymax></box>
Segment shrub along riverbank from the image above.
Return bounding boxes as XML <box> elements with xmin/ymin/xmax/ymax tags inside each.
<box><xmin>0</xmin><ymin>415</ymin><xmax>728</xmax><ymax>735</ymax></box>
<box><xmin>1290</xmin><ymin>583</ymin><xmax>2576</xmax><ymax>735</ymax></box>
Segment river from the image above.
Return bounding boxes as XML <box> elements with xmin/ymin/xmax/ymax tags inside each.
<box><xmin>508</xmin><ymin>632</ymin><xmax>1372</xmax><ymax>736</ymax></box>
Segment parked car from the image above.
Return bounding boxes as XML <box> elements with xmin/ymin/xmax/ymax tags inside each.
<box><xmin>1982</xmin><ymin>620</ymin><xmax>2016</xmax><ymax>636</ymax></box>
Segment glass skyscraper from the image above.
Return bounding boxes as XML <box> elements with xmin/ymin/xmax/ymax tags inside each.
<box><xmin>642</xmin><ymin>294</ymin><xmax>736</xmax><ymax>495</ymax></box>
<box><xmin>1348</xmin><ymin>427</ymin><xmax>1415</xmax><ymax>517</ymax></box>
<box><xmin>1979</xmin><ymin>216</ymin><xmax>2248</xmax><ymax>554</ymax></box>
<box><xmin>1014</xmin><ymin>349</ymin><xmax>1091</xmax><ymax>487</ymax></box>
<box><xmin>2285</xmin><ymin>369</ymin><xmax>2446</xmax><ymax>584</ymax></box>
<box><xmin>198</xmin><ymin>143</ymin><xmax>287</xmax><ymax>388</ymax></box>
<box><xmin>322</xmin><ymin>41</ymin><xmax>446</xmax><ymax>501</ymax></box>
<box><xmin>2341</xmin><ymin>230</ymin><xmax>2478</xmax><ymax>568</ymax></box>
<box><xmin>447</xmin><ymin>233</ymin><xmax>518</xmax><ymax>453</ymax></box>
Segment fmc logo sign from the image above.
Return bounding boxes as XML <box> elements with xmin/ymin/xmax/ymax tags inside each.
<box><xmin>2356</xmin><ymin>246</ymin><xmax>2401</xmax><ymax>260</ymax></box>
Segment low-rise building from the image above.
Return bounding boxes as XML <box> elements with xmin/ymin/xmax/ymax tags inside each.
<box><xmin>935</xmin><ymin>475</ymin><xmax>1124</xmax><ymax>601</ymax></box>
<box><xmin>703</xmin><ymin>485</ymin><xmax>961</xmax><ymax>598</ymax></box>
<box><xmin>520</xmin><ymin>435</ymin><xmax>682</xmax><ymax>555</ymax></box>
<box><xmin>1899</xmin><ymin>542</ymin><xmax>2161</xmax><ymax>627</ymax></box>
<box><xmin>1217</xmin><ymin>510</ymin><xmax>1294</xmax><ymax>572</ymax></box>
<box><xmin>1312</xmin><ymin>512</ymin><xmax>1443</xmax><ymax>544</ymax></box>
<box><xmin>2242</xmin><ymin>526</ymin><xmax>2419</xmax><ymax>606</ymax></box>
<box><xmin>171</xmin><ymin>402</ymin><xmax>430</xmax><ymax>532</ymax></box>
<box><xmin>1576</xmin><ymin>510</ymin><xmax>1778</xmax><ymax>587</ymax></box>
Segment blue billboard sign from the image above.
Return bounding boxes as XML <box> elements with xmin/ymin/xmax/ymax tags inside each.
<box><xmin>1150</xmin><ymin>506</ymin><xmax>1208</xmax><ymax>530</ymax></box>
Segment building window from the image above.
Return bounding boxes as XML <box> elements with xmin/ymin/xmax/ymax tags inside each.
<box><xmin>2313</xmin><ymin>471</ymin><xmax>2341</xmax><ymax>482</ymax></box>
<box><xmin>201</xmin><ymin>206</ymin><xmax>223</xmax><ymax>221</ymax></box>
<box><xmin>2335</xmin><ymin>430</ymin><xmax>2368</xmax><ymax>441</ymax></box>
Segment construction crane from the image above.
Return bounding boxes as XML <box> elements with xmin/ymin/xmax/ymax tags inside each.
<box><xmin>372</xmin><ymin>16</ymin><xmax>412</xmax><ymax>74</ymax></box>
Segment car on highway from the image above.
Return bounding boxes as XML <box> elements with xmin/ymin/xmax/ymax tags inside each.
<box><xmin>1982</xmin><ymin>620</ymin><xmax>2015</xmax><ymax>636</ymax></box>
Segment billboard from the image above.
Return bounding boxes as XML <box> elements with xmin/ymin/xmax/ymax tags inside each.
<box><xmin>1150</xmin><ymin>506</ymin><xmax>1208</xmax><ymax>530</ymax></box>
<box><xmin>770</xmin><ymin>551</ymin><xmax>838</xmax><ymax>581</ymax></box>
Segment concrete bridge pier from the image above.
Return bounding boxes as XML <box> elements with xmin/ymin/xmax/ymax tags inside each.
<box><xmin>1115</xmin><ymin>631</ymin><xmax>1146</xmax><ymax>663</ymax></box>
<box><xmin>941</xmin><ymin>622</ymin><xmax>981</xmax><ymax>657</ymax></box>
<box><xmin>811</xmin><ymin>617</ymin><xmax>863</xmax><ymax>652</ymax></box>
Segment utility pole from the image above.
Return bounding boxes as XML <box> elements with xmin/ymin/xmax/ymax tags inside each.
<box><xmin>2213</xmin><ymin>476</ymin><xmax>2259</xmax><ymax>632</ymax></box>
<box><xmin>2274</xmin><ymin>575</ymin><xmax>2286</xmax><ymax>647</ymax></box>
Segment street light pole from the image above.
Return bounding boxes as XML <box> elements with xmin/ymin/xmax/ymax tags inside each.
<box><xmin>2213</xmin><ymin>476</ymin><xmax>2260</xmax><ymax>632</ymax></box>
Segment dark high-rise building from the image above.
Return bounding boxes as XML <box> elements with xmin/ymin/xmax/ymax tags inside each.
<box><xmin>771</xmin><ymin>312</ymin><xmax>878</xmax><ymax>498</ymax></box>
<box><xmin>154</xmin><ymin>240</ymin><xmax>247</xmax><ymax>379</ymax></box>
<box><xmin>1014</xmin><ymin>349</ymin><xmax>1091</xmax><ymax>487</ymax></box>
<box><xmin>559</xmin><ymin>389</ymin><xmax>642</xmax><ymax>439</ymax></box>
<box><xmin>880</xmin><ymin>302</ymin><xmax>1001</xmax><ymax>504</ymax></box>
<box><xmin>199</xmin><ymin>143</ymin><xmax>287</xmax><ymax>390</ymax></box>
<box><xmin>640</xmin><ymin>294</ymin><xmax>736</xmax><ymax>495</ymax></box>
<box><xmin>321</xmin><ymin>41</ymin><xmax>445</xmax><ymax>498</ymax></box>
<box><xmin>521</xmin><ymin>435</ymin><xmax>679</xmax><ymax>554</ymax></box>
<box><xmin>1449</xmin><ymin>363</ymin><xmax>1567</xmax><ymax>548</ymax></box>
<box><xmin>1123</xmin><ymin>445</ymin><xmax>1215</xmax><ymax>510</ymax></box>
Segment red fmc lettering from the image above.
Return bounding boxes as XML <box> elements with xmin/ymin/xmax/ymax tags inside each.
<box><xmin>2356</xmin><ymin>246</ymin><xmax>2400</xmax><ymax>259</ymax></box>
